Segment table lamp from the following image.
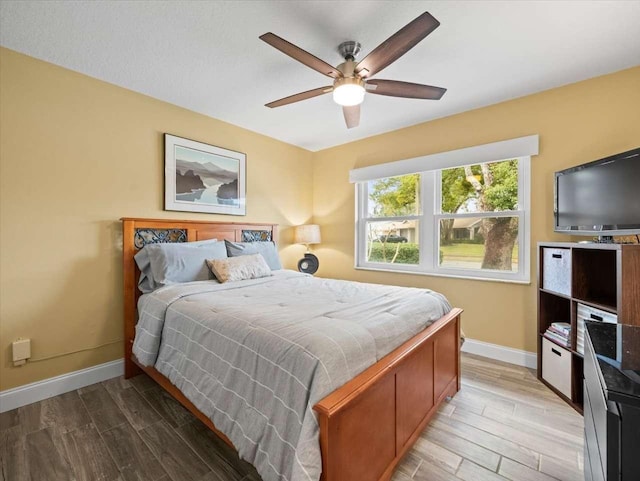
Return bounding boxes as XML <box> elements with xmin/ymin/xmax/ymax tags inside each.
<box><xmin>294</xmin><ymin>224</ymin><xmax>321</xmax><ymax>274</ymax></box>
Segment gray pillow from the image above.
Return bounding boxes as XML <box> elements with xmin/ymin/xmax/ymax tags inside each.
<box><xmin>224</xmin><ymin>240</ymin><xmax>282</xmax><ymax>270</ymax></box>
<box><xmin>135</xmin><ymin>240</ymin><xmax>226</xmax><ymax>293</ymax></box>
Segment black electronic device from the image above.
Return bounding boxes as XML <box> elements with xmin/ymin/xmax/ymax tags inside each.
<box><xmin>554</xmin><ymin>148</ymin><xmax>640</xmax><ymax>238</ymax></box>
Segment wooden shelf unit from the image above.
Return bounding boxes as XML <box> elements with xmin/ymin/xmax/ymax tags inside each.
<box><xmin>537</xmin><ymin>242</ymin><xmax>640</xmax><ymax>412</ymax></box>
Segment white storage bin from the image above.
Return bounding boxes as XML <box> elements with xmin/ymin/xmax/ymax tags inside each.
<box><xmin>576</xmin><ymin>303</ymin><xmax>617</xmax><ymax>355</ymax></box>
<box><xmin>542</xmin><ymin>338</ymin><xmax>572</xmax><ymax>398</ymax></box>
<box><xmin>542</xmin><ymin>248</ymin><xmax>571</xmax><ymax>296</ymax></box>
<box><xmin>577</xmin><ymin>303</ymin><xmax>618</xmax><ymax>325</ymax></box>
<box><xmin>576</xmin><ymin>319</ymin><xmax>585</xmax><ymax>355</ymax></box>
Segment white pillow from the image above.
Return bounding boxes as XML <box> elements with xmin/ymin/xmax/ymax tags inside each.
<box><xmin>206</xmin><ymin>253</ymin><xmax>272</xmax><ymax>283</ymax></box>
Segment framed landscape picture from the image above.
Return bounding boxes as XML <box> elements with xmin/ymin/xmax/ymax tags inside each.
<box><xmin>164</xmin><ymin>134</ymin><xmax>246</xmax><ymax>215</ymax></box>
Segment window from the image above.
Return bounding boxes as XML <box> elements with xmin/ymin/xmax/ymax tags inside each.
<box><xmin>364</xmin><ymin>173</ymin><xmax>421</xmax><ymax>267</ymax></box>
<box><xmin>354</xmin><ymin>136</ymin><xmax>536</xmax><ymax>282</ymax></box>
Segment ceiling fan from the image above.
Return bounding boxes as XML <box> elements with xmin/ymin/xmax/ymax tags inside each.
<box><xmin>259</xmin><ymin>11</ymin><xmax>446</xmax><ymax>129</ymax></box>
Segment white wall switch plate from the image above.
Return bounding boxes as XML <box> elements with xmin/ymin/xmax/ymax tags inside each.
<box><xmin>12</xmin><ymin>338</ymin><xmax>31</xmax><ymax>365</ymax></box>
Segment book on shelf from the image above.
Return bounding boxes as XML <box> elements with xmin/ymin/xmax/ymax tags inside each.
<box><xmin>548</xmin><ymin>326</ymin><xmax>571</xmax><ymax>338</ymax></box>
<box><xmin>550</xmin><ymin>322</ymin><xmax>571</xmax><ymax>335</ymax></box>
<box><xmin>544</xmin><ymin>331</ymin><xmax>571</xmax><ymax>348</ymax></box>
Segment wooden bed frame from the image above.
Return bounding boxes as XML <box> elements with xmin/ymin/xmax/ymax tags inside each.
<box><xmin>122</xmin><ymin>217</ymin><xmax>462</xmax><ymax>481</ymax></box>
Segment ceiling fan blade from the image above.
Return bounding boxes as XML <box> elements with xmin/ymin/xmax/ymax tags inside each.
<box><xmin>265</xmin><ymin>86</ymin><xmax>333</xmax><ymax>108</ymax></box>
<box><xmin>260</xmin><ymin>32</ymin><xmax>342</xmax><ymax>79</ymax></box>
<box><xmin>366</xmin><ymin>79</ymin><xmax>446</xmax><ymax>99</ymax></box>
<box><xmin>343</xmin><ymin>105</ymin><xmax>360</xmax><ymax>129</ymax></box>
<box><xmin>355</xmin><ymin>12</ymin><xmax>440</xmax><ymax>79</ymax></box>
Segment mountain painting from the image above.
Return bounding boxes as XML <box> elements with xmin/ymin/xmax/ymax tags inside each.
<box><xmin>165</xmin><ymin>134</ymin><xmax>246</xmax><ymax>215</ymax></box>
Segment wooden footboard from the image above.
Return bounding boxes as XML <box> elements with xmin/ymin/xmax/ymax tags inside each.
<box><xmin>314</xmin><ymin>308</ymin><xmax>462</xmax><ymax>481</ymax></box>
<box><xmin>130</xmin><ymin>308</ymin><xmax>461</xmax><ymax>481</ymax></box>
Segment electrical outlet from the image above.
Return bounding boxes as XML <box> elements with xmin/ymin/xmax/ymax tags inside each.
<box><xmin>12</xmin><ymin>338</ymin><xmax>31</xmax><ymax>366</ymax></box>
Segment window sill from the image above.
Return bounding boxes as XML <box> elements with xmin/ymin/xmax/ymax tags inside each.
<box><xmin>354</xmin><ymin>265</ymin><xmax>531</xmax><ymax>285</ymax></box>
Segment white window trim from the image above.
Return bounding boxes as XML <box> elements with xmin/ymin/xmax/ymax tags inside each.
<box><xmin>349</xmin><ymin>135</ymin><xmax>538</xmax><ymax>183</ymax></box>
<box><xmin>354</xmin><ymin>153</ymin><xmax>532</xmax><ymax>284</ymax></box>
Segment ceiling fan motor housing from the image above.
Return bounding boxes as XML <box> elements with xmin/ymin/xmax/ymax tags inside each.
<box><xmin>337</xmin><ymin>59</ymin><xmax>358</xmax><ymax>78</ymax></box>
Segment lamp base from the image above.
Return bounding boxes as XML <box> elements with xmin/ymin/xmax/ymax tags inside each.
<box><xmin>297</xmin><ymin>253</ymin><xmax>319</xmax><ymax>275</ymax></box>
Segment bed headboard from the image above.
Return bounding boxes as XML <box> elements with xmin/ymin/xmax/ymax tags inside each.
<box><xmin>121</xmin><ymin>217</ymin><xmax>278</xmax><ymax>377</ymax></box>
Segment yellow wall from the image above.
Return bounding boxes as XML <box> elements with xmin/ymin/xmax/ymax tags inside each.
<box><xmin>0</xmin><ymin>48</ymin><xmax>314</xmax><ymax>390</ymax></box>
<box><xmin>2</xmin><ymin>46</ymin><xmax>638</xmax><ymax>392</ymax></box>
<box><xmin>312</xmin><ymin>66</ymin><xmax>640</xmax><ymax>353</ymax></box>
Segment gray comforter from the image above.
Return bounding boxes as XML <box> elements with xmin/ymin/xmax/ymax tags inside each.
<box><xmin>133</xmin><ymin>270</ymin><xmax>450</xmax><ymax>481</ymax></box>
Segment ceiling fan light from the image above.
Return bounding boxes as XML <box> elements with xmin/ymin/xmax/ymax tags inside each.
<box><xmin>333</xmin><ymin>78</ymin><xmax>365</xmax><ymax>106</ymax></box>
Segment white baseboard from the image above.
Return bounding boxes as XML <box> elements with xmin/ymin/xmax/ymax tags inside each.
<box><xmin>0</xmin><ymin>340</ymin><xmax>535</xmax><ymax>412</ymax></box>
<box><xmin>0</xmin><ymin>359</ymin><xmax>124</xmax><ymax>413</ymax></box>
<box><xmin>462</xmin><ymin>338</ymin><xmax>537</xmax><ymax>369</ymax></box>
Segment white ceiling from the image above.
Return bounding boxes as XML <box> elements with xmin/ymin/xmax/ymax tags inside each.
<box><xmin>1</xmin><ymin>1</ymin><xmax>639</xmax><ymax>151</ymax></box>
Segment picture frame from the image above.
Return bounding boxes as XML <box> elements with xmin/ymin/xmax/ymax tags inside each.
<box><xmin>164</xmin><ymin>134</ymin><xmax>246</xmax><ymax>215</ymax></box>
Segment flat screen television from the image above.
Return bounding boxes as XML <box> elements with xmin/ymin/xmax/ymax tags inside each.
<box><xmin>554</xmin><ymin>148</ymin><xmax>640</xmax><ymax>237</ymax></box>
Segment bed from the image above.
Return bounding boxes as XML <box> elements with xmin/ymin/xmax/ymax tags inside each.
<box><xmin>122</xmin><ymin>218</ymin><xmax>462</xmax><ymax>481</ymax></box>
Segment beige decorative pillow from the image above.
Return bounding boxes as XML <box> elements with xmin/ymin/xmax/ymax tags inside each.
<box><xmin>206</xmin><ymin>253</ymin><xmax>272</xmax><ymax>283</ymax></box>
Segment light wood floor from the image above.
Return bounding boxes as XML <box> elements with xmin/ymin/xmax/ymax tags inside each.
<box><xmin>393</xmin><ymin>354</ymin><xmax>584</xmax><ymax>481</ymax></box>
<box><xmin>0</xmin><ymin>354</ymin><xmax>584</xmax><ymax>481</ymax></box>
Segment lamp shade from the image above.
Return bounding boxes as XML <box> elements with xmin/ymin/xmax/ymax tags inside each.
<box><xmin>294</xmin><ymin>224</ymin><xmax>321</xmax><ymax>245</ymax></box>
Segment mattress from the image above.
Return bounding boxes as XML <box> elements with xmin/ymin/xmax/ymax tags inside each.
<box><xmin>133</xmin><ymin>270</ymin><xmax>451</xmax><ymax>481</ymax></box>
